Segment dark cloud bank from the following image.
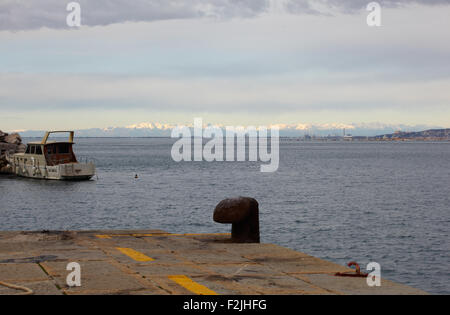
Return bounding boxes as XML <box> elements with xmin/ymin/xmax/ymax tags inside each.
<box><xmin>1</xmin><ymin>0</ymin><xmax>449</xmax><ymax>31</ymax></box>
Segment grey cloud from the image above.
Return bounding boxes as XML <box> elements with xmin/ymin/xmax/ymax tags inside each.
<box><xmin>0</xmin><ymin>0</ymin><xmax>449</xmax><ymax>31</ymax></box>
<box><xmin>0</xmin><ymin>0</ymin><xmax>270</xmax><ymax>31</ymax></box>
<box><xmin>314</xmin><ymin>0</ymin><xmax>450</xmax><ymax>12</ymax></box>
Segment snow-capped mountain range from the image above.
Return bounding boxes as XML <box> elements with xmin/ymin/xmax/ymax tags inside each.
<box><xmin>15</xmin><ymin>122</ymin><xmax>442</xmax><ymax>138</ymax></box>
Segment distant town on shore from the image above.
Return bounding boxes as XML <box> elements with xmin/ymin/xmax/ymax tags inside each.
<box><xmin>305</xmin><ymin>129</ymin><xmax>450</xmax><ymax>141</ymax></box>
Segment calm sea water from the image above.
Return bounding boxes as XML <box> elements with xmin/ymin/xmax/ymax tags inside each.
<box><xmin>1</xmin><ymin>138</ymin><xmax>449</xmax><ymax>294</ymax></box>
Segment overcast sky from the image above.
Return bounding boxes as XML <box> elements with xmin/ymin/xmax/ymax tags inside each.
<box><xmin>1</xmin><ymin>0</ymin><xmax>449</xmax><ymax>131</ymax></box>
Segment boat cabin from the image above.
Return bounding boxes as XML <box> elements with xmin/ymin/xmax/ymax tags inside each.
<box><xmin>24</xmin><ymin>131</ymin><xmax>78</xmax><ymax>166</ymax></box>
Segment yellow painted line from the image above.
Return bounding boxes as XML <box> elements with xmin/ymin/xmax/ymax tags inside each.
<box><xmin>168</xmin><ymin>275</ymin><xmax>218</xmax><ymax>295</ymax></box>
<box><xmin>116</xmin><ymin>247</ymin><xmax>154</xmax><ymax>262</ymax></box>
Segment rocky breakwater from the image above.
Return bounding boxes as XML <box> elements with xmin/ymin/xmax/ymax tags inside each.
<box><xmin>0</xmin><ymin>130</ymin><xmax>26</xmax><ymax>174</ymax></box>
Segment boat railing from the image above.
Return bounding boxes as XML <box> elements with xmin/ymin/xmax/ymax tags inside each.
<box><xmin>46</xmin><ymin>156</ymin><xmax>77</xmax><ymax>166</ymax></box>
<box><xmin>75</xmin><ymin>156</ymin><xmax>97</xmax><ymax>164</ymax></box>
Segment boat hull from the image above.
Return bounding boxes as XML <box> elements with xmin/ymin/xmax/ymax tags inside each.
<box><xmin>12</xmin><ymin>162</ymin><xmax>95</xmax><ymax>180</ymax></box>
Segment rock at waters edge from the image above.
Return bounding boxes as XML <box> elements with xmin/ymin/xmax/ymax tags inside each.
<box><xmin>0</xmin><ymin>130</ymin><xmax>25</xmax><ymax>174</ymax></box>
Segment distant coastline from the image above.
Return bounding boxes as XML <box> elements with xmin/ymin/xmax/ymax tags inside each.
<box><xmin>369</xmin><ymin>129</ymin><xmax>450</xmax><ymax>141</ymax></box>
<box><xmin>300</xmin><ymin>128</ymin><xmax>450</xmax><ymax>141</ymax></box>
<box><xmin>17</xmin><ymin>128</ymin><xmax>450</xmax><ymax>142</ymax></box>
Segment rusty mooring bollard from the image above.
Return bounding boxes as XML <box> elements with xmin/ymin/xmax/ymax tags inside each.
<box><xmin>213</xmin><ymin>197</ymin><xmax>260</xmax><ymax>243</ymax></box>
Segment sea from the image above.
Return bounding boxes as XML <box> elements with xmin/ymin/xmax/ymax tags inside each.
<box><xmin>1</xmin><ymin>137</ymin><xmax>449</xmax><ymax>294</ymax></box>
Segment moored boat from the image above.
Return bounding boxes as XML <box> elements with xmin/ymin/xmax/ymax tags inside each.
<box><xmin>7</xmin><ymin>131</ymin><xmax>95</xmax><ymax>180</ymax></box>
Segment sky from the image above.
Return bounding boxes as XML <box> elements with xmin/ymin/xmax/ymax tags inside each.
<box><xmin>1</xmin><ymin>0</ymin><xmax>450</xmax><ymax>132</ymax></box>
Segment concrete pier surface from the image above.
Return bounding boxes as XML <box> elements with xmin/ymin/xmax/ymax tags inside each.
<box><xmin>0</xmin><ymin>230</ymin><xmax>426</xmax><ymax>295</ymax></box>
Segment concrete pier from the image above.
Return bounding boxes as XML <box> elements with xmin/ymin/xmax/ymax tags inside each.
<box><xmin>0</xmin><ymin>230</ymin><xmax>426</xmax><ymax>295</ymax></box>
